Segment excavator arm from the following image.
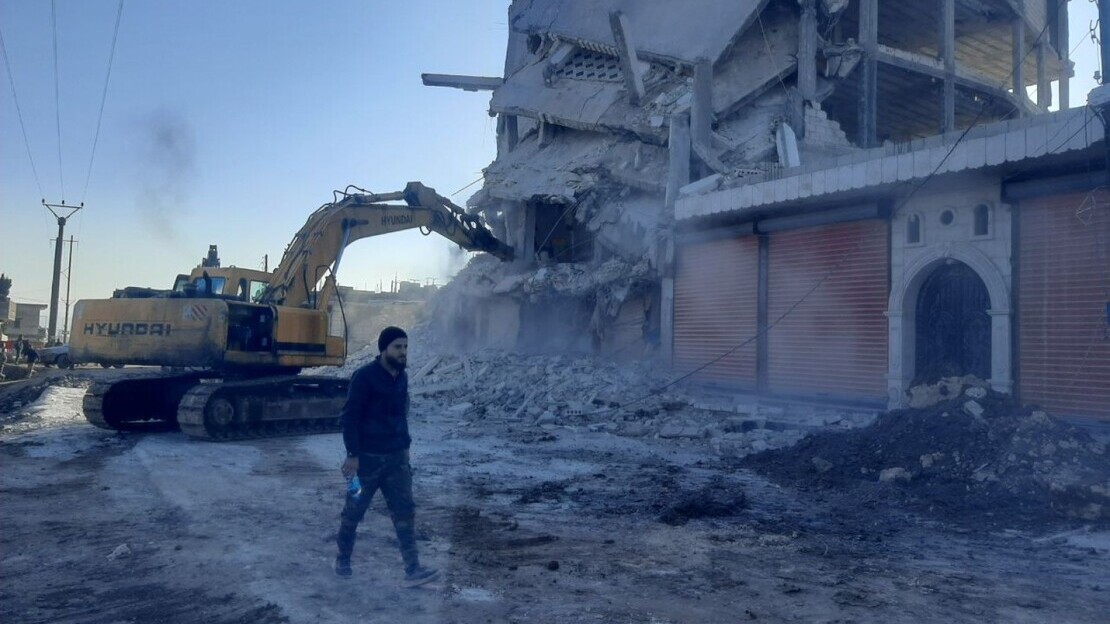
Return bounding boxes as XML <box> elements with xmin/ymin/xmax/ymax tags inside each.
<box><xmin>261</xmin><ymin>182</ymin><xmax>513</xmax><ymax>307</ymax></box>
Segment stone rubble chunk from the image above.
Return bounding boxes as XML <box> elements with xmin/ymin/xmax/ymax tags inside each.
<box><xmin>879</xmin><ymin>467</ymin><xmax>911</xmax><ymax>483</ymax></box>
<box><xmin>965</xmin><ymin>386</ymin><xmax>988</xmax><ymax>400</ymax></box>
<box><xmin>811</xmin><ymin>457</ymin><xmax>833</xmax><ymax>474</ymax></box>
<box><xmin>963</xmin><ymin>400</ymin><xmax>985</xmax><ymax>419</ymax></box>
<box><xmin>107</xmin><ymin>543</ymin><xmax>131</xmax><ymax>560</ymax></box>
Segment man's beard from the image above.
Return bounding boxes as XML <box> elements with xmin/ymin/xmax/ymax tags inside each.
<box><xmin>384</xmin><ymin>354</ymin><xmax>407</xmax><ymax>370</ymax></box>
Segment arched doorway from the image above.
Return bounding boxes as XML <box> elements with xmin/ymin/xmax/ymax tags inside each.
<box><xmin>913</xmin><ymin>261</ymin><xmax>991</xmax><ymax>384</ymax></box>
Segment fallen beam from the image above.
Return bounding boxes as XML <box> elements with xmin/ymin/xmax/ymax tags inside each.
<box><xmin>421</xmin><ymin>73</ymin><xmax>503</xmax><ymax>92</ymax></box>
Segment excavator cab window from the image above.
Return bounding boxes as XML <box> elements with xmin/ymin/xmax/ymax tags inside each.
<box><xmin>249</xmin><ymin>280</ymin><xmax>268</xmax><ymax>303</ymax></box>
<box><xmin>194</xmin><ymin>277</ymin><xmax>226</xmax><ymax>296</ymax></box>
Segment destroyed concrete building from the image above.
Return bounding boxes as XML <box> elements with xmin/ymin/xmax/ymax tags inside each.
<box><xmin>425</xmin><ymin>0</ymin><xmax>1075</xmax><ymax>361</ymax></box>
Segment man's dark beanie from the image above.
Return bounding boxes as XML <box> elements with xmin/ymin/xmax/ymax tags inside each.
<box><xmin>378</xmin><ymin>326</ymin><xmax>408</xmax><ymax>353</ymax></box>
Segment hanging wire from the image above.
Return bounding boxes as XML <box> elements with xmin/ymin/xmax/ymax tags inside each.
<box><xmin>81</xmin><ymin>0</ymin><xmax>125</xmax><ymax>203</ymax></box>
<box><xmin>51</xmin><ymin>0</ymin><xmax>65</xmax><ymax>199</ymax></box>
<box><xmin>0</xmin><ymin>25</ymin><xmax>45</xmax><ymax>198</ymax></box>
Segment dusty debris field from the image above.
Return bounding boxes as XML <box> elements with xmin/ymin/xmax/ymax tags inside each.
<box><xmin>1</xmin><ymin>367</ymin><xmax>1108</xmax><ymax>624</ymax></box>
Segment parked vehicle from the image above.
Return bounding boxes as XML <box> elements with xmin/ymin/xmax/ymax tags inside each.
<box><xmin>38</xmin><ymin>343</ymin><xmax>74</xmax><ymax>369</ymax></box>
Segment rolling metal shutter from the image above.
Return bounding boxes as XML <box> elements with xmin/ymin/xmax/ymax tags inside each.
<box><xmin>673</xmin><ymin>236</ymin><xmax>759</xmax><ymax>388</ymax></box>
<box><xmin>1018</xmin><ymin>190</ymin><xmax>1110</xmax><ymax>420</ymax></box>
<box><xmin>767</xmin><ymin>219</ymin><xmax>889</xmax><ymax>399</ymax></box>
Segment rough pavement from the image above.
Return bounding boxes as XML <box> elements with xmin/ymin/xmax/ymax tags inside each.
<box><xmin>2</xmin><ymin>377</ymin><xmax>1108</xmax><ymax>623</ymax></box>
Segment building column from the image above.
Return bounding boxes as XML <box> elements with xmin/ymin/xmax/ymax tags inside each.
<box><xmin>940</xmin><ymin>0</ymin><xmax>956</xmax><ymax>132</ymax></box>
<box><xmin>1012</xmin><ymin>16</ymin><xmax>1026</xmax><ymax>117</ymax></box>
<box><xmin>858</xmin><ymin>0</ymin><xmax>878</xmax><ymax>147</ymax></box>
<box><xmin>988</xmin><ymin>308</ymin><xmax>1014</xmax><ymax>393</ymax></box>
<box><xmin>1058</xmin><ymin>0</ymin><xmax>1071</xmax><ymax>109</ymax></box>
<box><xmin>1036</xmin><ymin>42</ymin><xmax>1051</xmax><ymax>109</ymax></box>
<box><xmin>884</xmin><ymin>309</ymin><xmax>909</xmax><ymax>408</ymax></box>
<box><xmin>798</xmin><ymin>0</ymin><xmax>818</xmax><ymax>104</ymax></box>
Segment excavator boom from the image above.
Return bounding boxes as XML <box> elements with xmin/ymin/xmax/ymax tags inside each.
<box><xmin>263</xmin><ymin>182</ymin><xmax>512</xmax><ymax>308</ymax></box>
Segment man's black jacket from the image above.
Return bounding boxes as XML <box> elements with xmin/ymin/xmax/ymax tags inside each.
<box><xmin>341</xmin><ymin>357</ymin><xmax>411</xmax><ymax>455</ymax></box>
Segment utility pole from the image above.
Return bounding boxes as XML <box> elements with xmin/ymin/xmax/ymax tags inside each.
<box><xmin>61</xmin><ymin>236</ymin><xmax>77</xmax><ymax>343</ymax></box>
<box><xmin>41</xmin><ymin>200</ymin><xmax>83</xmax><ymax>342</ymax></box>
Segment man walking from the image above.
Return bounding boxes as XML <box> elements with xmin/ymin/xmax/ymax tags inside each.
<box><xmin>335</xmin><ymin>326</ymin><xmax>440</xmax><ymax>586</ymax></box>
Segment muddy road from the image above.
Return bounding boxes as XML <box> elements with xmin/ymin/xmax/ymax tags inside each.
<box><xmin>1</xmin><ymin>386</ymin><xmax>1107</xmax><ymax>623</ymax></box>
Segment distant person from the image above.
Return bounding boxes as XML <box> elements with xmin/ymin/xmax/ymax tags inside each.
<box><xmin>23</xmin><ymin>341</ymin><xmax>38</xmax><ymax>375</ymax></box>
<box><xmin>334</xmin><ymin>326</ymin><xmax>439</xmax><ymax>587</ymax></box>
<box><xmin>13</xmin><ymin>339</ymin><xmax>22</xmax><ymax>360</ymax></box>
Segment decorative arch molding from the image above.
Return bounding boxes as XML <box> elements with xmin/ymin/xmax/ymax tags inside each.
<box><xmin>885</xmin><ymin>242</ymin><xmax>1013</xmax><ymax>407</ymax></box>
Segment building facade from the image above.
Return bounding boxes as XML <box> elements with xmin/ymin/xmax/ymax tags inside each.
<box><xmin>673</xmin><ymin>107</ymin><xmax>1108</xmax><ymax>421</ymax></box>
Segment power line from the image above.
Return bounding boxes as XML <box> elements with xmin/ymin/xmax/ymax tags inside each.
<box><xmin>0</xmin><ymin>25</ymin><xmax>45</xmax><ymax>198</ymax></box>
<box><xmin>51</xmin><ymin>0</ymin><xmax>65</xmax><ymax>199</ymax></box>
<box><xmin>81</xmin><ymin>0</ymin><xmax>124</xmax><ymax>203</ymax></box>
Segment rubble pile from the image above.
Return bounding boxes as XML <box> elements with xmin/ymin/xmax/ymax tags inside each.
<box><xmin>318</xmin><ymin>342</ymin><xmax>680</xmax><ymax>430</ymax></box>
<box><xmin>744</xmin><ymin>377</ymin><xmax>1110</xmax><ymax>525</ymax></box>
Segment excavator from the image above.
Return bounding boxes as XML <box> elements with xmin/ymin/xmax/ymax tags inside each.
<box><xmin>69</xmin><ymin>182</ymin><xmax>513</xmax><ymax>440</ymax></box>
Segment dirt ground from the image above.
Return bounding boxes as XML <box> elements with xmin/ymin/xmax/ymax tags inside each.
<box><xmin>1</xmin><ymin>375</ymin><xmax>1108</xmax><ymax>623</ymax></box>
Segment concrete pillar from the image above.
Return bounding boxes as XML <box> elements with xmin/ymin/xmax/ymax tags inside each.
<box><xmin>884</xmin><ymin>309</ymin><xmax>908</xmax><ymax>408</ymax></box>
<box><xmin>691</xmin><ymin>58</ymin><xmax>713</xmax><ymax>153</ymax></box>
<box><xmin>940</xmin><ymin>0</ymin><xmax>956</xmax><ymax>132</ymax></box>
<box><xmin>1036</xmin><ymin>42</ymin><xmax>1051</xmax><ymax>109</ymax></box>
<box><xmin>1058</xmin><ymin>0</ymin><xmax>1071</xmax><ymax>109</ymax></box>
<box><xmin>1012</xmin><ymin>16</ymin><xmax>1025</xmax><ymax>117</ymax></box>
<box><xmin>988</xmin><ymin>308</ymin><xmax>1014</xmax><ymax>393</ymax></box>
<box><xmin>661</xmin><ymin>277</ymin><xmax>674</xmax><ymax>365</ymax></box>
<box><xmin>858</xmin><ymin>0</ymin><xmax>878</xmax><ymax>147</ymax></box>
<box><xmin>664</xmin><ymin>113</ymin><xmax>691</xmax><ymax>211</ymax></box>
<box><xmin>798</xmin><ymin>0</ymin><xmax>818</xmax><ymax>104</ymax></box>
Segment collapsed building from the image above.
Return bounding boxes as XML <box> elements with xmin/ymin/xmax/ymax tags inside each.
<box><xmin>424</xmin><ymin>1</ymin><xmax>1108</xmax><ymax>422</ymax></box>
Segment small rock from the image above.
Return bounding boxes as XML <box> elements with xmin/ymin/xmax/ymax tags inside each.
<box><xmin>965</xmin><ymin>386</ymin><xmax>988</xmax><ymax>400</ymax></box>
<box><xmin>107</xmin><ymin>543</ymin><xmax>131</xmax><ymax>560</ymax></box>
<box><xmin>535</xmin><ymin>411</ymin><xmax>559</xmax><ymax>426</ymax></box>
<box><xmin>963</xmin><ymin>400</ymin><xmax>985</xmax><ymax>419</ymax></box>
<box><xmin>920</xmin><ymin>452</ymin><xmax>944</xmax><ymax>469</ymax></box>
<box><xmin>879</xmin><ymin>467</ymin><xmax>911</xmax><ymax>483</ymax></box>
<box><xmin>546</xmin><ymin>560</ymin><xmax>560</xmax><ymax>571</ymax></box>
<box><xmin>811</xmin><ymin>457</ymin><xmax>833</xmax><ymax>474</ymax></box>
<box><xmin>750</xmin><ymin>440</ymin><xmax>770</xmax><ymax>453</ymax></box>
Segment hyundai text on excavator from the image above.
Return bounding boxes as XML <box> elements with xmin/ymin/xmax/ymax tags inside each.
<box><xmin>69</xmin><ymin>182</ymin><xmax>513</xmax><ymax>440</ymax></box>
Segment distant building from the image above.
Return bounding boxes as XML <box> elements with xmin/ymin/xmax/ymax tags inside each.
<box><xmin>0</xmin><ymin>301</ymin><xmax>48</xmax><ymax>341</ymax></box>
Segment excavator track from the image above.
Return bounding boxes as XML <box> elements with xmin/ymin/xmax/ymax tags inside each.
<box><xmin>83</xmin><ymin>373</ymin><xmax>207</xmax><ymax>432</ymax></box>
<box><xmin>177</xmin><ymin>375</ymin><xmax>348</xmax><ymax>441</ymax></box>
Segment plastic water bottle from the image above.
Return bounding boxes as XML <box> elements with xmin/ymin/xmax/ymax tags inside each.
<box><xmin>345</xmin><ymin>475</ymin><xmax>361</xmax><ymax>500</ymax></box>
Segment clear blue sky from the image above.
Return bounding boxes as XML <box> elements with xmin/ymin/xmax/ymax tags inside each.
<box><xmin>1</xmin><ymin>0</ymin><xmax>508</xmax><ymax>310</ymax></box>
<box><xmin>0</xmin><ymin>0</ymin><xmax>1102</xmax><ymax>316</ymax></box>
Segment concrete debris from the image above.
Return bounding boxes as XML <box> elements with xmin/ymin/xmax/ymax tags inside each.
<box><xmin>107</xmin><ymin>543</ymin><xmax>131</xmax><ymax>561</ymax></box>
<box><xmin>907</xmin><ymin>376</ymin><xmax>988</xmax><ymax>409</ymax></box>
<box><xmin>811</xmin><ymin>456</ymin><xmax>833</xmax><ymax>474</ymax></box>
<box><xmin>879</xmin><ymin>467</ymin><xmax>911</xmax><ymax>484</ymax></box>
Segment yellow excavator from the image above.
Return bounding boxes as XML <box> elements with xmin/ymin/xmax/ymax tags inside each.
<box><xmin>69</xmin><ymin>182</ymin><xmax>513</xmax><ymax>440</ymax></box>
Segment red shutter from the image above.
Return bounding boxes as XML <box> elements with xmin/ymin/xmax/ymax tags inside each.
<box><xmin>673</xmin><ymin>236</ymin><xmax>759</xmax><ymax>388</ymax></box>
<box><xmin>1019</xmin><ymin>190</ymin><xmax>1110</xmax><ymax>420</ymax></box>
<box><xmin>767</xmin><ymin>219</ymin><xmax>889</xmax><ymax>399</ymax></box>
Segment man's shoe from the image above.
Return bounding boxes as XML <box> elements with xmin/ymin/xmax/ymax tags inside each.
<box><xmin>334</xmin><ymin>556</ymin><xmax>352</xmax><ymax>577</ymax></box>
<box><xmin>402</xmin><ymin>565</ymin><xmax>440</xmax><ymax>588</ymax></box>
